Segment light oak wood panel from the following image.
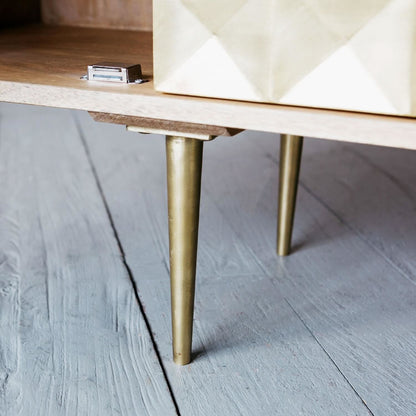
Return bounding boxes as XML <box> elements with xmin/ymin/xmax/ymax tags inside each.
<box><xmin>0</xmin><ymin>103</ymin><xmax>177</xmax><ymax>416</ymax></box>
<box><xmin>41</xmin><ymin>0</ymin><xmax>152</xmax><ymax>31</ymax></box>
<box><xmin>1</xmin><ymin>25</ymin><xmax>416</xmax><ymax>149</ymax></box>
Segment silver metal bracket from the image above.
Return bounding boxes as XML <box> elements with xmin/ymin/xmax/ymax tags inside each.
<box><xmin>80</xmin><ymin>62</ymin><xmax>147</xmax><ymax>84</ymax></box>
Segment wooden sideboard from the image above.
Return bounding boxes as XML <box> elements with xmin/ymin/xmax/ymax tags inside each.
<box><xmin>2</xmin><ymin>25</ymin><xmax>416</xmax><ymax>149</ymax></box>
<box><xmin>1</xmin><ymin>4</ymin><xmax>416</xmax><ymax>365</ymax></box>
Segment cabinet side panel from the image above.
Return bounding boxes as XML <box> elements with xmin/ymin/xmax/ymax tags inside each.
<box><xmin>41</xmin><ymin>0</ymin><xmax>152</xmax><ymax>31</ymax></box>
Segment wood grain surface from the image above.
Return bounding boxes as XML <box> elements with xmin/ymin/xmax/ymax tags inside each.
<box><xmin>89</xmin><ymin>112</ymin><xmax>243</xmax><ymax>137</ymax></box>
<box><xmin>203</xmin><ymin>133</ymin><xmax>416</xmax><ymax>416</ymax></box>
<box><xmin>2</xmin><ymin>102</ymin><xmax>416</xmax><ymax>415</ymax></box>
<box><xmin>0</xmin><ymin>103</ymin><xmax>177</xmax><ymax>415</ymax></box>
<box><xmin>1</xmin><ymin>25</ymin><xmax>416</xmax><ymax>149</ymax></box>
<box><xmin>41</xmin><ymin>0</ymin><xmax>152</xmax><ymax>31</ymax></box>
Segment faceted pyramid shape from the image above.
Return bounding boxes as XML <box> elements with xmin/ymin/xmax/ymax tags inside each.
<box><xmin>153</xmin><ymin>0</ymin><xmax>416</xmax><ymax>117</ymax></box>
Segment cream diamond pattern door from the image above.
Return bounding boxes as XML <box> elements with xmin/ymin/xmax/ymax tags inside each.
<box><xmin>154</xmin><ymin>0</ymin><xmax>416</xmax><ymax>116</ymax></box>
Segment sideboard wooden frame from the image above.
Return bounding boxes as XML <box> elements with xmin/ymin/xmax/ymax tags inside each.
<box><xmin>1</xmin><ymin>25</ymin><xmax>416</xmax><ymax>364</ymax></box>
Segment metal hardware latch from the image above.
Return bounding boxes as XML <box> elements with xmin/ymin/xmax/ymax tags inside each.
<box><xmin>80</xmin><ymin>62</ymin><xmax>147</xmax><ymax>84</ymax></box>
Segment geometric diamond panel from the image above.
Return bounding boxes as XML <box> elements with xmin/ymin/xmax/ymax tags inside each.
<box><xmin>154</xmin><ymin>0</ymin><xmax>416</xmax><ymax>116</ymax></box>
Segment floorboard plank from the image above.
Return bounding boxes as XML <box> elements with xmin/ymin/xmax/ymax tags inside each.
<box><xmin>0</xmin><ymin>104</ymin><xmax>177</xmax><ymax>416</ymax></box>
<box><xmin>78</xmin><ymin>110</ymin><xmax>374</xmax><ymax>416</ymax></box>
<box><xmin>197</xmin><ymin>131</ymin><xmax>416</xmax><ymax>416</ymax></box>
<box><xmin>298</xmin><ymin>139</ymin><xmax>416</xmax><ymax>284</ymax></box>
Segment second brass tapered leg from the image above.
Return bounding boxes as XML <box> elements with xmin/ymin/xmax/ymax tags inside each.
<box><xmin>166</xmin><ymin>136</ymin><xmax>203</xmax><ymax>365</ymax></box>
<box><xmin>277</xmin><ymin>134</ymin><xmax>303</xmax><ymax>256</ymax></box>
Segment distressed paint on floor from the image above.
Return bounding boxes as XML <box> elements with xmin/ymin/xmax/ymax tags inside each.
<box><xmin>1</xmin><ymin>103</ymin><xmax>416</xmax><ymax>415</ymax></box>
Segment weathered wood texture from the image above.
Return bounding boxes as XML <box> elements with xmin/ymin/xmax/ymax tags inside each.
<box><xmin>3</xmin><ymin>102</ymin><xmax>416</xmax><ymax>415</ymax></box>
<box><xmin>41</xmin><ymin>0</ymin><xmax>152</xmax><ymax>31</ymax></box>
<box><xmin>201</xmin><ymin>134</ymin><xmax>416</xmax><ymax>416</ymax></box>
<box><xmin>79</xmin><ymin>110</ymin><xmax>416</xmax><ymax>415</ymax></box>
<box><xmin>77</xmin><ymin>111</ymin><xmax>377</xmax><ymax>415</ymax></box>
<box><xmin>89</xmin><ymin>112</ymin><xmax>243</xmax><ymax>138</ymax></box>
<box><xmin>300</xmin><ymin>140</ymin><xmax>416</xmax><ymax>284</ymax></box>
<box><xmin>1</xmin><ymin>25</ymin><xmax>416</xmax><ymax>149</ymax></box>
<box><xmin>0</xmin><ymin>0</ymin><xmax>40</xmax><ymax>26</ymax></box>
<box><xmin>0</xmin><ymin>103</ymin><xmax>177</xmax><ymax>415</ymax></box>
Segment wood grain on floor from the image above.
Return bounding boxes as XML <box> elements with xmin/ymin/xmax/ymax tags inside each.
<box><xmin>1</xmin><ymin>103</ymin><xmax>415</xmax><ymax>415</ymax></box>
<box><xmin>0</xmin><ymin>104</ymin><xmax>176</xmax><ymax>416</ymax></box>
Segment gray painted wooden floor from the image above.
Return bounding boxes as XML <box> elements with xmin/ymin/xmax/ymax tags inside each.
<box><xmin>1</xmin><ymin>103</ymin><xmax>415</xmax><ymax>416</ymax></box>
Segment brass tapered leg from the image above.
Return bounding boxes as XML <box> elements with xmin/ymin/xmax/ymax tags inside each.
<box><xmin>166</xmin><ymin>136</ymin><xmax>203</xmax><ymax>365</ymax></box>
<box><xmin>277</xmin><ymin>134</ymin><xmax>303</xmax><ymax>256</ymax></box>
